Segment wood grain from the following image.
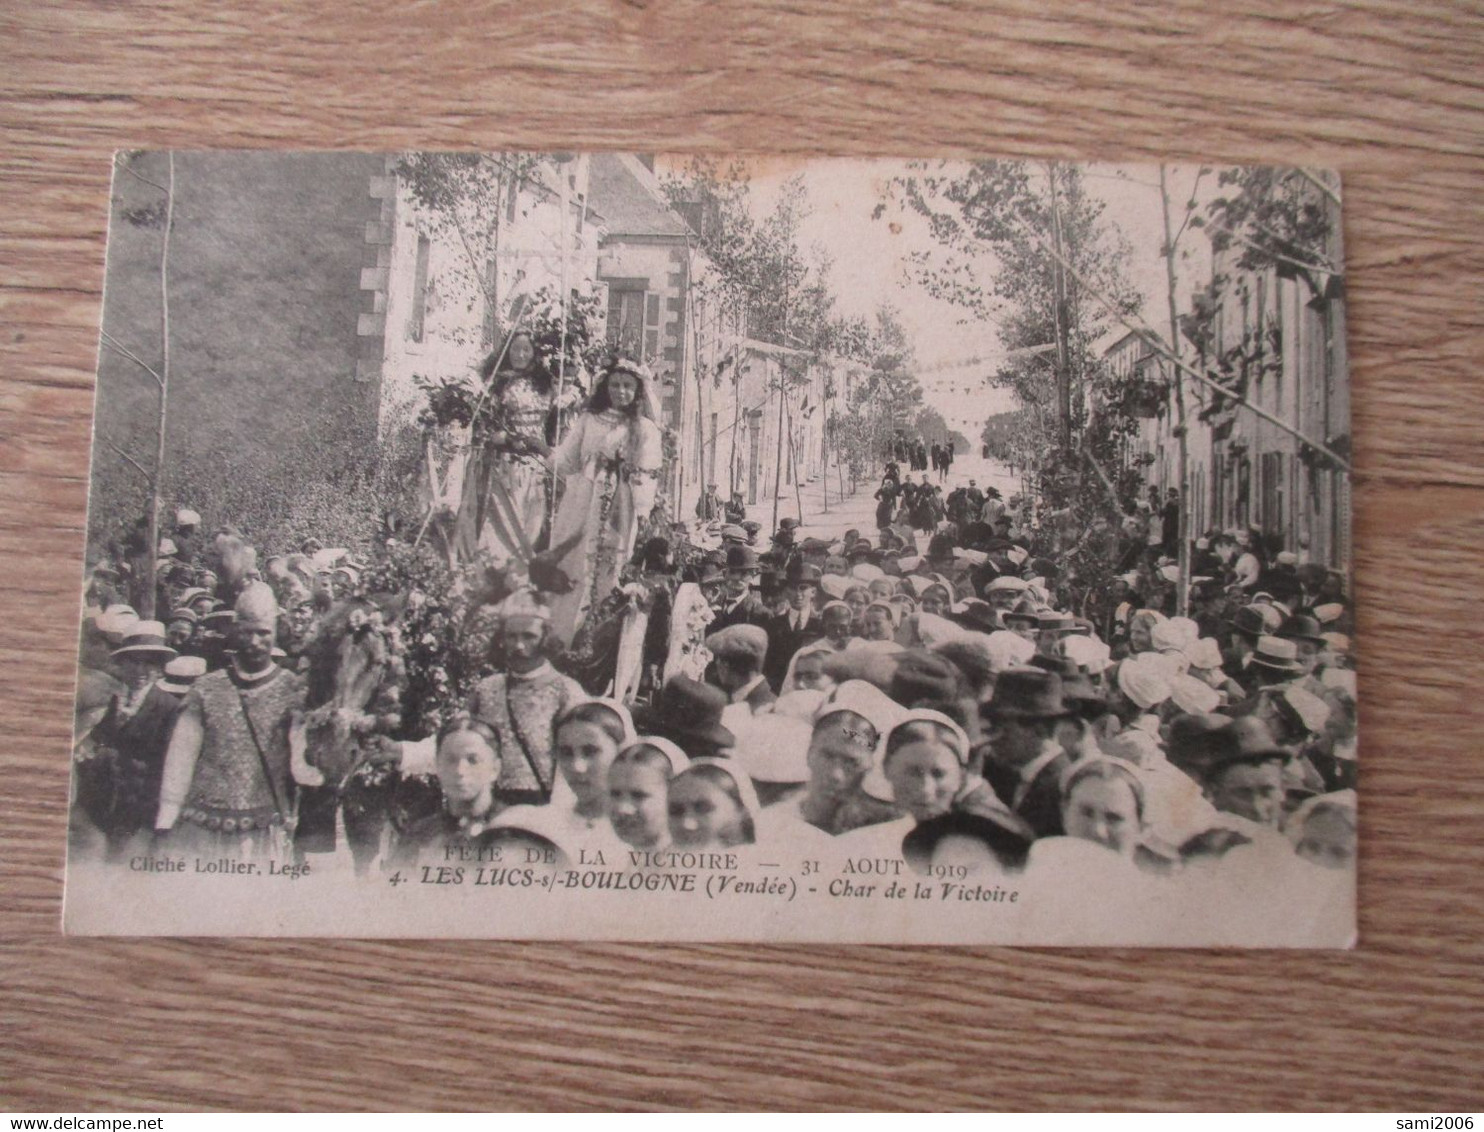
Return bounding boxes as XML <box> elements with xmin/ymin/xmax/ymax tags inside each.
<box><xmin>3</xmin><ymin>0</ymin><xmax>1483</xmax><ymax>1112</ymax></box>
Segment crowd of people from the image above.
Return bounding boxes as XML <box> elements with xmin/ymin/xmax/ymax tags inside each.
<box><xmin>891</xmin><ymin>435</ymin><xmax>955</xmax><ymax>482</ymax></box>
<box><xmin>71</xmin><ymin>355</ymin><xmax>1358</xmax><ymax>915</ymax></box>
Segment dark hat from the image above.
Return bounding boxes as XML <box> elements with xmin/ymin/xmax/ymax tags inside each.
<box><xmin>1202</xmin><ymin>716</ymin><xmax>1290</xmax><ymax>778</ymax></box>
<box><xmin>785</xmin><ymin>562</ymin><xmax>822</xmax><ymax>588</ymax></box>
<box><xmin>777</xmin><ymin>518</ymin><xmax>801</xmax><ymax>532</ymax></box>
<box><xmin>951</xmin><ymin>599</ymin><xmax>999</xmax><ymax>634</ymax></box>
<box><xmin>724</xmin><ymin>545</ymin><xmax>761</xmax><ymax>573</ymax></box>
<box><xmin>1001</xmin><ymin>608</ymin><xmax>1040</xmax><ymax>628</ymax></box>
<box><xmin>799</xmin><ymin>537</ymin><xmax>833</xmax><ymax>554</ymax></box>
<box><xmin>903</xmin><ymin>808</ymin><xmax>1034</xmax><ymax>874</ymax></box>
<box><xmin>639</xmin><ymin>536</ymin><xmax>672</xmax><ymax>569</ymax></box>
<box><xmin>642</xmin><ymin>676</ymin><xmax>735</xmax><ymax>751</ymax></box>
<box><xmin>695</xmin><ymin>562</ymin><xmax>726</xmax><ymax>587</ymax></box>
<box><xmin>1278</xmin><ymin>613</ymin><xmax>1326</xmax><ymax>645</ymax></box>
<box><xmin>1165</xmin><ymin>712</ymin><xmax>1234</xmax><ymax>776</ymax></box>
<box><xmin>1029</xmin><ymin>656</ymin><xmax>1104</xmax><ymax>714</ymax></box>
<box><xmin>1226</xmin><ymin>604</ymin><xmax>1277</xmax><ymax>638</ymax></box>
<box><xmin>984</xmin><ymin>668</ymin><xmax>1070</xmax><ymax>721</ymax></box>
<box><xmin>201</xmin><ymin>609</ymin><xmax>236</xmax><ymax>633</ymax></box>
<box><xmin>166</xmin><ymin>607</ymin><xmax>199</xmax><ymax>626</ymax></box>
<box><xmin>927</xmin><ymin>533</ymin><xmax>956</xmax><ymax>560</ymax></box>
<box><xmin>1296</xmin><ymin>563</ymin><xmax>1328</xmax><ymax>588</ymax></box>
<box><xmin>740</xmin><ymin>520</ymin><xmax>762</xmax><ymax>536</ymax></box>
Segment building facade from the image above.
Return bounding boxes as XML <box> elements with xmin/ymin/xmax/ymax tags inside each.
<box><xmin>374</xmin><ymin>153</ymin><xmax>601</xmax><ymax>436</ymax></box>
<box><xmin>1103</xmin><ymin>190</ymin><xmax>1349</xmax><ymax>571</ymax></box>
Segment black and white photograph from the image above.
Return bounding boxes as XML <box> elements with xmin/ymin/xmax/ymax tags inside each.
<box><xmin>64</xmin><ymin>151</ymin><xmax>1354</xmax><ymax>944</ymax></box>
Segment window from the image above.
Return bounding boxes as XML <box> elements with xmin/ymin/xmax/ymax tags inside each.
<box><xmin>607</xmin><ymin>287</ymin><xmax>648</xmax><ymax>358</ymax></box>
<box><xmin>644</xmin><ymin>293</ymin><xmax>661</xmax><ymax>361</ymax></box>
<box><xmin>1260</xmin><ymin>451</ymin><xmax>1285</xmax><ymax>539</ymax></box>
<box><xmin>605</xmin><ymin>282</ymin><xmax>662</xmax><ymax>365</ymax></box>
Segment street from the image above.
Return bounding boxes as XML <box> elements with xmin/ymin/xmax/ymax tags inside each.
<box><xmin>762</xmin><ymin>447</ymin><xmax>1022</xmax><ymax>543</ymax></box>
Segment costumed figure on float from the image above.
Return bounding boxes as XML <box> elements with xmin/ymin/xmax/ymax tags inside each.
<box><xmin>546</xmin><ymin>357</ymin><xmax>665</xmax><ymax>646</ymax></box>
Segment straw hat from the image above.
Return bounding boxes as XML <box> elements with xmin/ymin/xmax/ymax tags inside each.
<box><xmin>110</xmin><ymin>621</ymin><xmax>177</xmax><ymax>663</ymax></box>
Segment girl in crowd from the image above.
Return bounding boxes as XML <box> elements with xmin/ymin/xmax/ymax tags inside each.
<box><xmin>756</xmin><ymin>685</ymin><xmax>900</xmax><ymax>841</ymax></box>
<box><xmin>779</xmin><ymin>641</ymin><xmax>838</xmax><ymax>696</ymax></box>
<box><xmin>819</xmin><ymin>601</ymin><xmax>856</xmax><ymax>652</ymax></box>
<box><xmin>857</xmin><ymin>602</ymin><xmax>900</xmax><ymax>646</ymax></box>
<box><xmin>861</xmin><ymin>709</ymin><xmax>1032</xmax><ymax>872</ymax></box>
<box><xmin>607</xmin><ymin>737</ymin><xmax>689</xmax><ymax>851</ymax></box>
<box><xmin>882</xmin><ymin>711</ymin><xmax>968</xmax><ymax>825</ymax></box>
<box><xmin>435</xmin><ymin>716</ymin><xmax>502</xmax><ymax>829</ymax></box>
<box><xmin>391</xmin><ymin>714</ymin><xmax>534</xmax><ymax>867</ymax></box>
<box><xmin>497</xmin><ymin>699</ymin><xmax>633</xmax><ymax>857</ymax></box>
<box><xmin>1057</xmin><ymin>757</ymin><xmax>1152</xmax><ymax>862</ymax></box>
<box><xmin>1288</xmin><ymin>789</ymin><xmax>1357</xmax><ymax>870</ymax></box>
<box><xmin>1126</xmin><ymin>608</ymin><xmax>1167</xmax><ymax>656</ymax></box>
<box><xmin>837</xmin><ymin>710</ymin><xmax>965</xmax><ymax>859</ymax></box>
<box><xmin>843</xmin><ymin>584</ymin><xmax>871</xmax><ymax>633</ymax></box>
<box><xmin>918</xmin><ymin>583</ymin><xmax>952</xmax><ymax>618</ymax></box>
<box><xmin>668</xmin><ymin>759</ymin><xmax>758</xmax><ymax>850</ymax></box>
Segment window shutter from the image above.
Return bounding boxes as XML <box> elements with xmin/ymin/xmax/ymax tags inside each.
<box><xmin>644</xmin><ymin>292</ymin><xmax>661</xmax><ymax>364</ymax></box>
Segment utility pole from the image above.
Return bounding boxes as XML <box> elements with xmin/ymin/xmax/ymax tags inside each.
<box><xmin>771</xmin><ymin>363</ymin><xmax>787</xmax><ymax>533</ymax></box>
<box><xmin>1046</xmin><ymin>163</ymin><xmax>1072</xmax><ymax>452</ymax></box>
<box><xmin>770</xmin><ymin>274</ymin><xmax>790</xmax><ymax>533</ymax></box>
<box><xmin>820</xmin><ymin>408</ymin><xmax>830</xmax><ymax>515</ymax></box>
<box><xmin>1159</xmin><ymin>165</ymin><xmax>1193</xmax><ymax>618</ymax></box>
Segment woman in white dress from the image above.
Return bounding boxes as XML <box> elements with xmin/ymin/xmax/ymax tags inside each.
<box><xmin>547</xmin><ymin>358</ymin><xmax>665</xmax><ymax>644</ymax></box>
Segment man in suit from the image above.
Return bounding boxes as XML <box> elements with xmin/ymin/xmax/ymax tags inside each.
<box><xmin>706</xmin><ymin>624</ymin><xmax>776</xmax><ymax>715</ymax></box>
<box><xmin>695</xmin><ymin>482</ymin><xmax>723</xmax><ymax>523</ymax></box>
<box><xmin>763</xmin><ymin>562</ymin><xmax>824</xmax><ymax>692</ymax></box>
<box><xmin>707</xmin><ymin>545</ymin><xmax>771</xmax><ymax>632</ymax></box>
<box><xmin>980</xmin><ymin>668</ymin><xmax>1074</xmax><ymax>838</ymax></box>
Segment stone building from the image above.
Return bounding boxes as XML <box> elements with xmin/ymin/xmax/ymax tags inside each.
<box><xmin>1102</xmin><ymin>182</ymin><xmax>1350</xmax><ymax>570</ymax></box>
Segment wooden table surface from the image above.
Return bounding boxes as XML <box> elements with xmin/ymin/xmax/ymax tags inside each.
<box><xmin>3</xmin><ymin>0</ymin><xmax>1482</xmax><ymax>1112</ymax></box>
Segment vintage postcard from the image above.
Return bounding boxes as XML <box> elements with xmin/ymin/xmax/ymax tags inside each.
<box><xmin>64</xmin><ymin>152</ymin><xmax>1354</xmax><ymax>943</ymax></box>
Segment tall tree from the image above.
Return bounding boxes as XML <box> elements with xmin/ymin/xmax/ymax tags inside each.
<box><xmin>100</xmin><ymin>150</ymin><xmax>177</xmax><ymax>619</ymax></box>
<box><xmin>880</xmin><ymin>160</ymin><xmax>1145</xmax><ymax>607</ymax></box>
